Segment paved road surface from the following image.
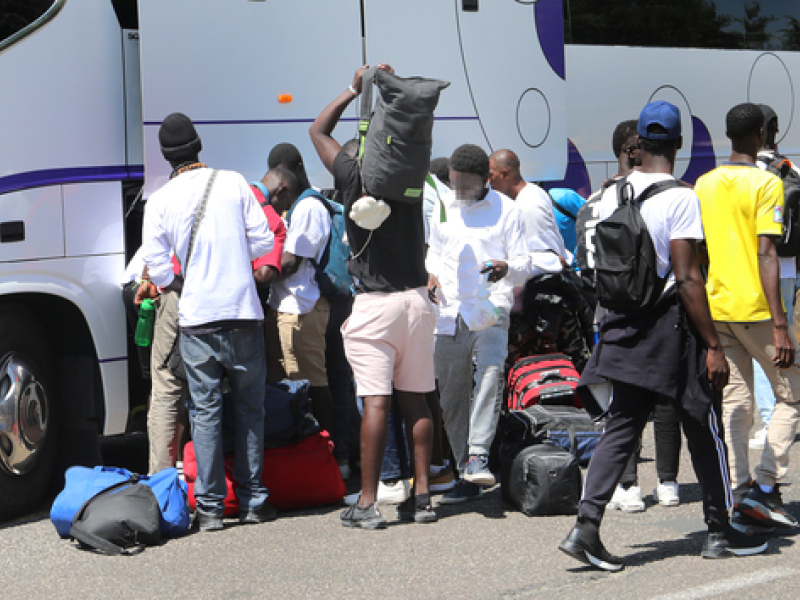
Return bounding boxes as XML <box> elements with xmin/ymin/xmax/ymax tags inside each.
<box><xmin>1</xmin><ymin>426</ymin><xmax>799</xmax><ymax>599</ymax></box>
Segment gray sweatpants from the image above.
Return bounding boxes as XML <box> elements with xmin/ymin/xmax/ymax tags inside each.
<box><xmin>435</xmin><ymin>313</ymin><xmax>509</xmax><ymax>475</ymax></box>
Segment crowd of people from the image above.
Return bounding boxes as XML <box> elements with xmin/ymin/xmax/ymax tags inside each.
<box><xmin>125</xmin><ymin>64</ymin><xmax>800</xmax><ymax>569</ymax></box>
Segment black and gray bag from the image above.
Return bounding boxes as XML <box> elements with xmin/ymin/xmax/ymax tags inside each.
<box><xmin>594</xmin><ymin>177</ymin><xmax>684</xmax><ymax>313</ymax></box>
<box><xmin>502</xmin><ymin>441</ymin><xmax>582</xmax><ymax>517</ymax></box>
<box><xmin>69</xmin><ymin>478</ymin><xmax>162</xmax><ymax>555</ymax></box>
<box><xmin>358</xmin><ymin>68</ymin><xmax>449</xmax><ymax>203</ymax></box>
<box><xmin>760</xmin><ymin>152</ymin><xmax>800</xmax><ymax>257</ymax></box>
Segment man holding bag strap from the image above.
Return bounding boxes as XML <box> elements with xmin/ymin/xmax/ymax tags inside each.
<box><xmin>140</xmin><ymin>113</ymin><xmax>275</xmax><ymax>532</ymax></box>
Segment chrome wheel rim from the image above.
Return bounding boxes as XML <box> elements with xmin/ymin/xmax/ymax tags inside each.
<box><xmin>0</xmin><ymin>353</ymin><xmax>48</xmax><ymax>475</ymax></box>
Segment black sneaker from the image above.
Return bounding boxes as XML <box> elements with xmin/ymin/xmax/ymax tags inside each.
<box><xmin>193</xmin><ymin>511</ymin><xmax>224</xmax><ymax>532</ymax></box>
<box><xmin>340</xmin><ymin>502</ymin><xmax>387</xmax><ymax>530</ymax></box>
<box><xmin>739</xmin><ymin>484</ymin><xmax>798</xmax><ymax>529</ymax></box>
<box><xmin>439</xmin><ymin>480</ymin><xmax>483</xmax><ymax>505</ymax></box>
<box><xmin>240</xmin><ymin>500</ymin><xmax>277</xmax><ymax>524</ymax></box>
<box><xmin>397</xmin><ymin>493</ymin><xmax>438</xmax><ymax>524</ymax></box>
<box><xmin>558</xmin><ymin>520</ymin><xmax>624</xmax><ymax>572</ymax></box>
<box><xmin>701</xmin><ymin>525</ymin><xmax>769</xmax><ymax>558</ymax></box>
<box><xmin>731</xmin><ymin>509</ymin><xmax>776</xmax><ymax>535</ymax></box>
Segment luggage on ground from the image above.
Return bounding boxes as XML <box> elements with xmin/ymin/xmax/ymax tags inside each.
<box><xmin>501</xmin><ymin>441</ymin><xmax>582</xmax><ymax>516</ymax></box>
<box><xmin>506</xmin><ymin>353</ymin><xmax>581</xmax><ymax>411</ymax></box>
<box><xmin>501</xmin><ymin>404</ymin><xmax>603</xmax><ymax>467</ymax></box>
<box><xmin>184</xmin><ymin>431</ymin><xmax>345</xmax><ymax>514</ymax></box>
<box><xmin>51</xmin><ymin>465</ymin><xmax>190</xmax><ymax>539</ymax></box>
<box><xmin>69</xmin><ymin>479</ymin><xmax>161</xmax><ymax>555</ymax></box>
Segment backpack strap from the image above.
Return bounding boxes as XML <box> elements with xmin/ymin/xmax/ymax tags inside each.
<box><xmin>548</xmin><ymin>192</ymin><xmax>577</xmax><ymax>221</ymax></box>
<box><xmin>251</xmin><ymin>180</ymin><xmax>270</xmax><ymax>207</ymax></box>
<box><xmin>358</xmin><ymin>67</ymin><xmax>376</xmax><ymax>162</ymax></box>
<box><xmin>176</xmin><ymin>169</ymin><xmax>218</xmax><ymax>277</ymax></box>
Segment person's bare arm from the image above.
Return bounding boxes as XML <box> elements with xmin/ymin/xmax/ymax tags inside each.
<box><xmin>671</xmin><ymin>238</ymin><xmax>729</xmax><ymax>389</ymax></box>
<box><xmin>309</xmin><ymin>64</ymin><xmax>393</xmax><ymax>174</ymax></box>
<box><xmin>758</xmin><ymin>234</ymin><xmax>795</xmax><ymax>367</ymax></box>
<box><xmin>253</xmin><ymin>265</ymin><xmax>279</xmax><ymax>288</ymax></box>
<box><xmin>278</xmin><ymin>251</ymin><xmax>302</xmax><ymax>280</ymax></box>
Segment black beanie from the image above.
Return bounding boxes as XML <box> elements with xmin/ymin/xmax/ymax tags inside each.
<box><xmin>159</xmin><ymin>112</ymin><xmax>202</xmax><ymax>162</ymax></box>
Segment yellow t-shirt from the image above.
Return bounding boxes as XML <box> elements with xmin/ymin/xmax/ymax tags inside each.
<box><xmin>695</xmin><ymin>163</ymin><xmax>784</xmax><ymax>322</ymax></box>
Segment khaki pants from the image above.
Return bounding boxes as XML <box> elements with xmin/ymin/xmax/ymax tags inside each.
<box><xmin>276</xmin><ymin>296</ymin><xmax>330</xmax><ymax>387</ymax></box>
<box><xmin>716</xmin><ymin>320</ymin><xmax>800</xmax><ymax>494</ymax></box>
<box><xmin>148</xmin><ymin>290</ymin><xmax>188</xmax><ymax>474</ymax></box>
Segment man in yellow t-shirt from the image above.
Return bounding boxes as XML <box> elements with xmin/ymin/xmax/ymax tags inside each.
<box><xmin>695</xmin><ymin>102</ymin><xmax>800</xmax><ymax>534</ymax></box>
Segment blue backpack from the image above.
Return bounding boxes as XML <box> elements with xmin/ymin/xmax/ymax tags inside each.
<box><xmin>288</xmin><ymin>189</ymin><xmax>353</xmax><ymax>299</ymax></box>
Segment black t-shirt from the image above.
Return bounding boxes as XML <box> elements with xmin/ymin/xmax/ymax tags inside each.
<box><xmin>333</xmin><ymin>151</ymin><xmax>428</xmax><ymax>293</ymax></box>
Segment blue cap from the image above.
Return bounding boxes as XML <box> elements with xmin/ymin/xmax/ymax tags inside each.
<box><xmin>637</xmin><ymin>101</ymin><xmax>681</xmax><ymax>140</ymax></box>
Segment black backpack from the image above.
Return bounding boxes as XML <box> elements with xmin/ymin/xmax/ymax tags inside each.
<box><xmin>358</xmin><ymin>67</ymin><xmax>449</xmax><ymax>203</ymax></box>
<box><xmin>594</xmin><ymin>177</ymin><xmax>685</xmax><ymax>313</ymax></box>
<box><xmin>760</xmin><ymin>152</ymin><xmax>800</xmax><ymax>257</ymax></box>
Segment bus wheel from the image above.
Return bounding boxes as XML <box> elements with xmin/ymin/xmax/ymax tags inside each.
<box><xmin>0</xmin><ymin>306</ymin><xmax>57</xmax><ymax>522</ymax></box>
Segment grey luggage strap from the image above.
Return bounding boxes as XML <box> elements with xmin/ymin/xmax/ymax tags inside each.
<box><xmin>180</xmin><ymin>169</ymin><xmax>218</xmax><ymax>277</ymax></box>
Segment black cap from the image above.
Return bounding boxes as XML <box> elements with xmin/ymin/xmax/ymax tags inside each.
<box><xmin>159</xmin><ymin>112</ymin><xmax>202</xmax><ymax>162</ymax></box>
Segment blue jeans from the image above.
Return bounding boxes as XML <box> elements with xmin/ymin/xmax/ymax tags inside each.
<box><xmin>753</xmin><ymin>277</ymin><xmax>796</xmax><ymax>427</ymax></box>
<box><xmin>181</xmin><ymin>325</ymin><xmax>269</xmax><ymax>516</ymax></box>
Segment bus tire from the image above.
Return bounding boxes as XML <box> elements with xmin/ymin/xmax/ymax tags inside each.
<box><xmin>0</xmin><ymin>305</ymin><xmax>57</xmax><ymax>522</ymax></box>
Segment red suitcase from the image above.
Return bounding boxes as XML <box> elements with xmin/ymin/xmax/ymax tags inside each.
<box><xmin>184</xmin><ymin>431</ymin><xmax>345</xmax><ymax>514</ymax></box>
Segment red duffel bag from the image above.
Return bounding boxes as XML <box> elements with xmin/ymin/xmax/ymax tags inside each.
<box><xmin>184</xmin><ymin>431</ymin><xmax>345</xmax><ymax>515</ymax></box>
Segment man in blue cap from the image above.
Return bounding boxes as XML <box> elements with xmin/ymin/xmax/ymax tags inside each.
<box><xmin>558</xmin><ymin>101</ymin><xmax>768</xmax><ymax>571</ymax></box>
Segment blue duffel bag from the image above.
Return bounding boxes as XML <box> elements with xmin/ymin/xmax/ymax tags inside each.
<box><xmin>51</xmin><ymin>465</ymin><xmax>190</xmax><ymax>538</ymax></box>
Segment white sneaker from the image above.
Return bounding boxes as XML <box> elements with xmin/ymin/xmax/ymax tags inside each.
<box><xmin>343</xmin><ymin>479</ymin><xmax>411</xmax><ymax>507</ymax></box>
<box><xmin>654</xmin><ymin>480</ymin><xmax>680</xmax><ymax>507</ymax></box>
<box><xmin>749</xmin><ymin>426</ymin><xmax>768</xmax><ymax>450</ymax></box>
<box><xmin>607</xmin><ymin>485</ymin><xmax>645</xmax><ymax>512</ymax></box>
<box><xmin>377</xmin><ymin>479</ymin><xmax>411</xmax><ymax>504</ymax></box>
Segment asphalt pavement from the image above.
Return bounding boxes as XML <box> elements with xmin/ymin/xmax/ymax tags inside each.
<box><xmin>2</xmin><ymin>426</ymin><xmax>800</xmax><ymax>599</ymax></box>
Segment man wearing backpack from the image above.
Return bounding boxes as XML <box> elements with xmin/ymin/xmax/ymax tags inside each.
<box><xmin>748</xmin><ymin>105</ymin><xmax>800</xmax><ymax>451</ymax></box>
<box><xmin>695</xmin><ymin>102</ymin><xmax>800</xmax><ymax>534</ymax></box>
<box><xmin>265</xmin><ymin>171</ymin><xmax>337</xmax><ymax>448</ymax></box>
<box><xmin>559</xmin><ymin>101</ymin><xmax>768</xmax><ymax>572</ymax></box>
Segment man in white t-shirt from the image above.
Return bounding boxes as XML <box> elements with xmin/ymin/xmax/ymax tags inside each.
<box><xmin>267</xmin><ymin>190</ymin><xmax>336</xmax><ymax>439</ymax></box>
<box><xmin>140</xmin><ymin>112</ymin><xmax>275</xmax><ymax>531</ymax></box>
<box><xmin>488</xmin><ymin>149</ymin><xmax>568</xmax><ymax>258</ymax></box>
<box><xmin>558</xmin><ymin>101</ymin><xmax>767</xmax><ymax>571</ymax></box>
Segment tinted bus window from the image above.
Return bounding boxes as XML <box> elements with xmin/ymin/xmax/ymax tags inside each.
<box><xmin>0</xmin><ymin>1</ymin><xmax>61</xmax><ymax>49</ymax></box>
<box><xmin>564</xmin><ymin>0</ymin><xmax>800</xmax><ymax>50</ymax></box>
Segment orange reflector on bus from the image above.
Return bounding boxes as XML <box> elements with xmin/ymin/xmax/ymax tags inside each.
<box><xmin>278</xmin><ymin>94</ymin><xmax>292</xmax><ymax>103</ymax></box>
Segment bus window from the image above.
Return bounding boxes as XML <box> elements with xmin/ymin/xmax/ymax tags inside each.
<box><xmin>0</xmin><ymin>0</ymin><xmax>64</xmax><ymax>53</ymax></box>
<box><xmin>564</xmin><ymin>0</ymin><xmax>800</xmax><ymax>51</ymax></box>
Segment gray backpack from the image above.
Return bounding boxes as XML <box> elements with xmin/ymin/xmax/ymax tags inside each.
<box><xmin>358</xmin><ymin>67</ymin><xmax>449</xmax><ymax>203</ymax></box>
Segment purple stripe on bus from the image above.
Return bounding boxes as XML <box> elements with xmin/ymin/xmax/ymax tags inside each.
<box><xmin>0</xmin><ymin>165</ymin><xmax>144</xmax><ymax>195</ymax></box>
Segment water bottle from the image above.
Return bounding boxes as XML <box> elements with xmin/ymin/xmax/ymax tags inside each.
<box><xmin>135</xmin><ymin>298</ymin><xmax>156</xmax><ymax>347</ymax></box>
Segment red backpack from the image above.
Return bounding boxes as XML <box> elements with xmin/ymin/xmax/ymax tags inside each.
<box><xmin>506</xmin><ymin>353</ymin><xmax>581</xmax><ymax>411</ymax></box>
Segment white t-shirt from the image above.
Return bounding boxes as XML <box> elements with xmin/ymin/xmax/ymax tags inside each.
<box><xmin>269</xmin><ymin>195</ymin><xmax>331</xmax><ymax>314</ymax></box>
<box><xmin>596</xmin><ymin>171</ymin><xmax>704</xmax><ymax>289</ymax></box>
<box><xmin>513</xmin><ymin>182</ymin><xmax>568</xmax><ymax>257</ymax></box>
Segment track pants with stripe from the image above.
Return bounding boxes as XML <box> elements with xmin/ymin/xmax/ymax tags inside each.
<box><xmin>579</xmin><ymin>380</ymin><xmax>732</xmax><ymax>530</ymax></box>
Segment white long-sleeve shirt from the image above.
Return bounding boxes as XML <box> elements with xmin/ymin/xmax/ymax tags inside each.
<box><xmin>426</xmin><ymin>189</ymin><xmax>534</xmax><ymax>334</ymax></box>
<box><xmin>141</xmin><ymin>167</ymin><xmax>273</xmax><ymax>328</ymax></box>
<box><xmin>514</xmin><ymin>182</ymin><xmax>569</xmax><ymax>258</ymax></box>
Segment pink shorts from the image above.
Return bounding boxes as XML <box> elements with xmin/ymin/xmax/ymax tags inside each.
<box><xmin>342</xmin><ymin>287</ymin><xmax>435</xmax><ymax>396</ymax></box>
